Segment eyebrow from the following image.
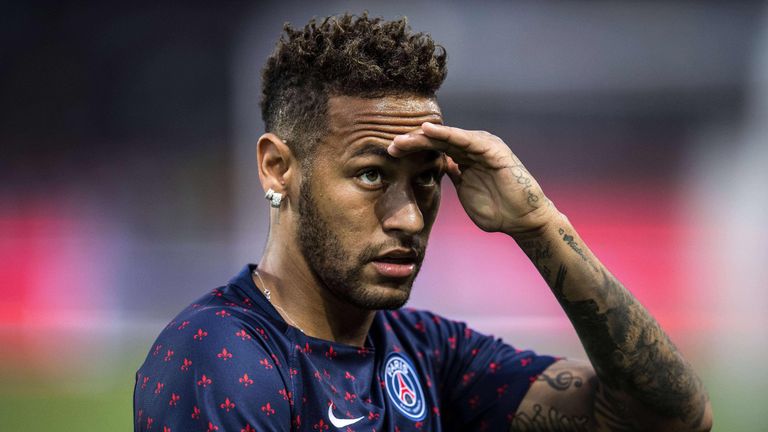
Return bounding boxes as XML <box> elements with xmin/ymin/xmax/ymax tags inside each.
<box><xmin>350</xmin><ymin>143</ymin><xmax>393</xmax><ymax>160</ymax></box>
<box><xmin>349</xmin><ymin>143</ymin><xmax>442</xmax><ymax>163</ymax></box>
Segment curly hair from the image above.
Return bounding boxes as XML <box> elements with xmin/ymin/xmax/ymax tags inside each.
<box><xmin>260</xmin><ymin>12</ymin><xmax>448</xmax><ymax>166</ymax></box>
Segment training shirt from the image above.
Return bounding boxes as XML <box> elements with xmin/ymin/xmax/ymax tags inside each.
<box><xmin>134</xmin><ymin>264</ymin><xmax>557</xmax><ymax>431</ymax></box>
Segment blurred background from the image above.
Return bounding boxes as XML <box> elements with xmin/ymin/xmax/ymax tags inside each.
<box><xmin>2</xmin><ymin>1</ymin><xmax>767</xmax><ymax>430</ymax></box>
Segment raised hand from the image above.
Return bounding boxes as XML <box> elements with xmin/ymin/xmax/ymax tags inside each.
<box><xmin>389</xmin><ymin>122</ymin><xmax>558</xmax><ymax>235</ymax></box>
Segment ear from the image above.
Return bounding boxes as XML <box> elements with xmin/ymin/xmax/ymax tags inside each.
<box><xmin>257</xmin><ymin>133</ymin><xmax>295</xmax><ymax>195</ymax></box>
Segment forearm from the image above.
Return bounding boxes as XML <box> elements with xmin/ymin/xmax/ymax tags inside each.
<box><xmin>514</xmin><ymin>212</ymin><xmax>711</xmax><ymax>430</ymax></box>
<box><xmin>387</xmin><ymin>123</ymin><xmax>711</xmax><ymax>429</ymax></box>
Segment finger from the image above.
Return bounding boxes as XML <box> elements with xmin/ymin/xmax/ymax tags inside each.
<box><xmin>389</xmin><ymin>123</ymin><xmax>494</xmax><ymax>164</ymax></box>
<box><xmin>388</xmin><ymin>131</ymin><xmax>452</xmax><ymax>158</ymax></box>
<box><xmin>389</xmin><ymin>132</ymin><xmax>480</xmax><ymax>168</ymax></box>
<box><xmin>444</xmin><ymin>156</ymin><xmax>462</xmax><ymax>186</ymax></box>
<box><xmin>420</xmin><ymin>122</ymin><xmax>476</xmax><ymax>151</ymax></box>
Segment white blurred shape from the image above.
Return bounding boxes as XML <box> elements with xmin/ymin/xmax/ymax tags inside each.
<box><xmin>683</xmin><ymin>4</ymin><xmax>768</xmax><ymax>429</ymax></box>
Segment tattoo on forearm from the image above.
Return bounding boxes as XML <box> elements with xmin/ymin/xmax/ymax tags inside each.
<box><xmin>510</xmin><ymin>404</ymin><xmax>589</xmax><ymax>432</ymax></box>
<box><xmin>509</xmin><ymin>165</ymin><xmax>540</xmax><ymax>206</ymax></box>
<box><xmin>536</xmin><ymin>370</ymin><xmax>583</xmax><ymax>391</ymax></box>
<box><xmin>552</xmin><ymin>264</ymin><xmax>709</xmax><ymax>428</ymax></box>
<box><xmin>557</xmin><ymin>228</ymin><xmax>599</xmax><ymax>272</ymax></box>
<box><xmin>592</xmin><ymin>377</ymin><xmax>638</xmax><ymax>431</ymax></box>
<box><xmin>519</xmin><ymin>239</ymin><xmax>553</xmax><ymax>282</ymax></box>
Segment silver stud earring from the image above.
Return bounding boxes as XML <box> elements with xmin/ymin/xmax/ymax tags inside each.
<box><xmin>265</xmin><ymin>188</ymin><xmax>283</xmax><ymax>208</ymax></box>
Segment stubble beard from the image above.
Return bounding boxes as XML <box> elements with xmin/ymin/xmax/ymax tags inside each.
<box><xmin>296</xmin><ymin>178</ymin><xmax>424</xmax><ymax>310</ymax></box>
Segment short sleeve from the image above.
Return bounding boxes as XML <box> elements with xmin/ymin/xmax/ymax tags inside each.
<box><xmin>133</xmin><ymin>305</ymin><xmax>292</xmax><ymax>432</ymax></box>
<box><xmin>431</xmin><ymin>313</ymin><xmax>557</xmax><ymax>430</ymax></box>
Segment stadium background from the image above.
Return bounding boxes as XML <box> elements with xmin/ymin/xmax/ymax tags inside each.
<box><xmin>2</xmin><ymin>1</ymin><xmax>767</xmax><ymax>430</ymax></box>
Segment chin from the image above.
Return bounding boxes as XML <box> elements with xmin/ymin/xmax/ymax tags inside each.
<box><xmin>344</xmin><ymin>281</ymin><xmax>413</xmax><ymax>311</ymax></box>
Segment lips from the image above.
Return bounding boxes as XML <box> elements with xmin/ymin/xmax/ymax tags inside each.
<box><xmin>371</xmin><ymin>249</ymin><xmax>419</xmax><ymax>278</ymax></box>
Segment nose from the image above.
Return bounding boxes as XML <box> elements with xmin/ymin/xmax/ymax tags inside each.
<box><xmin>380</xmin><ymin>185</ymin><xmax>425</xmax><ymax>235</ymax></box>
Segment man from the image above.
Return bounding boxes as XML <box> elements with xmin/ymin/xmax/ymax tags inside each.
<box><xmin>134</xmin><ymin>13</ymin><xmax>712</xmax><ymax>431</ymax></box>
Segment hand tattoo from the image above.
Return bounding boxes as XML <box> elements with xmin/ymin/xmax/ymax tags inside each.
<box><xmin>509</xmin><ymin>164</ymin><xmax>541</xmax><ymax>207</ymax></box>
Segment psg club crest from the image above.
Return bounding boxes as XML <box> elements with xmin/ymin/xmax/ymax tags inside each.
<box><xmin>383</xmin><ymin>352</ymin><xmax>427</xmax><ymax>421</ymax></box>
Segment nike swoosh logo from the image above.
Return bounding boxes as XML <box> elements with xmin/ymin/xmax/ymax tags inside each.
<box><xmin>328</xmin><ymin>402</ymin><xmax>364</xmax><ymax>428</ymax></box>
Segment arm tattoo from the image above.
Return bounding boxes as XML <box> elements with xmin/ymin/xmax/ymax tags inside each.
<box><xmin>536</xmin><ymin>370</ymin><xmax>583</xmax><ymax>391</ymax></box>
<box><xmin>592</xmin><ymin>377</ymin><xmax>637</xmax><ymax>431</ymax></box>
<box><xmin>552</xmin><ymin>264</ymin><xmax>709</xmax><ymax>428</ymax></box>
<box><xmin>518</xmin><ymin>239</ymin><xmax>553</xmax><ymax>282</ymax></box>
<box><xmin>510</xmin><ymin>404</ymin><xmax>590</xmax><ymax>432</ymax></box>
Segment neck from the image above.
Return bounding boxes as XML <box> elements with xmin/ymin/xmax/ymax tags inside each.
<box><xmin>257</xmin><ymin>231</ymin><xmax>376</xmax><ymax>347</ymax></box>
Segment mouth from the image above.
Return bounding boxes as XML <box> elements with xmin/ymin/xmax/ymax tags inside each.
<box><xmin>370</xmin><ymin>249</ymin><xmax>420</xmax><ymax>278</ymax></box>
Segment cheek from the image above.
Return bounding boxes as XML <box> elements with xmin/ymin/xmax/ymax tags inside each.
<box><xmin>320</xmin><ymin>182</ymin><xmax>378</xmax><ymax>236</ymax></box>
<box><xmin>421</xmin><ymin>187</ymin><xmax>441</xmax><ymax>228</ymax></box>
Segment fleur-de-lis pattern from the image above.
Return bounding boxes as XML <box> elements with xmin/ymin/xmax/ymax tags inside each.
<box><xmin>134</xmin><ymin>265</ymin><xmax>556</xmax><ymax>431</ymax></box>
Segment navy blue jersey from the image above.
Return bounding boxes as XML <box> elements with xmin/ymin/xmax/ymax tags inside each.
<box><xmin>134</xmin><ymin>265</ymin><xmax>557</xmax><ymax>431</ymax></box>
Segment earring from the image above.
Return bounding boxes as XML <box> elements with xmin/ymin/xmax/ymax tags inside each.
<box><xmin>265</xmin><ymin>188</ymin><xmax>283</xmax><ymax>208</ymax></box>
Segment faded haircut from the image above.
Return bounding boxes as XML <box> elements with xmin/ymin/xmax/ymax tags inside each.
<box><xmin>260</xmin><ymin>12</ymin><xmax>447</xmax><ymax>167</ymax></box>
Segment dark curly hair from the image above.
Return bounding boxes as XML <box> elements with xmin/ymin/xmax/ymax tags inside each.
<box><xmin>260</xmin><ymin>13</ymin><xmax>448</xmax><ymax>166</ymax></box>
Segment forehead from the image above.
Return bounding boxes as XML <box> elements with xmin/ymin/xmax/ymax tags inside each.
<box><xmin>328</xmin><ymin>94</ymin><xmax>440</xmax><ymax>118</ymax></box>
<box><xmin>328</xmin><ymin>94</ymin><xmax>442</xmax><ymax>126</ymax></box>
<box><xmin>324</xmin><ymin>95</ymin><xmax>443</xmax><ymax>157</ymax></box>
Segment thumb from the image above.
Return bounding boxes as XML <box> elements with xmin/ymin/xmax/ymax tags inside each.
<box><xmin>445</xmin><ymin>156</ymin><xmax>462</xmax><ymax>186</ymax></box>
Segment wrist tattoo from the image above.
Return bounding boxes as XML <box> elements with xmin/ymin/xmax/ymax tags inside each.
<box><xmin>557</xmin><ymin>228</ymin><xmax>599</xmax><ymax>272</ymax></box>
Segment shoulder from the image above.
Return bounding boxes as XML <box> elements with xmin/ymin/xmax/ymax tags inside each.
<box><xmin>142</xmin><ymin>286</ymin><xmax>293</xmax><ymax>372</ymax></box>
<box><xmin>134</xmin><ymin>286</ymin><xmax>293</xmax><ymax>430</ymax></box>
<box><xmin>381</xmin><ymin>308</ymin><xmax>479</xmax><ymax>348</ymax></box>
<box><xmin>383</xmin><ymin>307</ymin><xmax>463</xmax><ymax>333</ymax></box>
<box><xmin>383</xmin><ymin>308</ymin><xmax>558</xmax><ymax>385</ymax></box>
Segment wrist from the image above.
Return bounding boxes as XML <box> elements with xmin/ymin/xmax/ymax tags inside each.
<box><xmin>507</xmin><ymin>204</ymin><xmax>569</xmax><ymax>242</ymax></box>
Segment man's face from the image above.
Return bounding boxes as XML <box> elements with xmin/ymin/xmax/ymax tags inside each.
<box><xmin>297</xmin><ymin>94</ymin><xmax>444</xmax><ymax>310</ymax></box>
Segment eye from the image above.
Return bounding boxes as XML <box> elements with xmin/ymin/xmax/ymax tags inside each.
<box><xmin>415</xmin><ymin>169</ymin><xmax>441</xmax><ymax>187</ymax></box>
<box><xmin>357</xmin><ymin>168</ymin><xmax>384</xmax><ymax>187</ymax></box>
